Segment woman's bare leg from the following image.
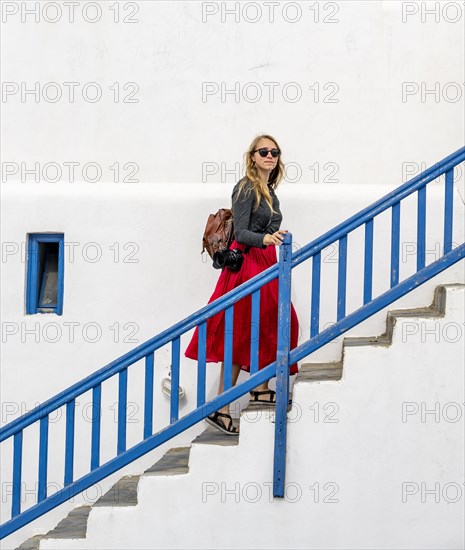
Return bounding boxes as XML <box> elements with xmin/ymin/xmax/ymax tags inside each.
<box><xmin>217</xmin><ymin>362</ymin><xmax>241</xmax><ymax>415</ymax></box>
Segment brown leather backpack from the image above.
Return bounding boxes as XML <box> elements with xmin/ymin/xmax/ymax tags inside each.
<box><xmin>202</xmin><ymin>208</ymin><xmax>234</xmax><ymax>259</ymax></box>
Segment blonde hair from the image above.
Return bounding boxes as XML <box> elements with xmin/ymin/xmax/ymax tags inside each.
<box><xmin>236</xmin><ymin>134</ymin><xmax>284</xmax><ymax>213</ymax></box>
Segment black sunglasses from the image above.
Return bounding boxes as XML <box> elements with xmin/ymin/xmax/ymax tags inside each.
<box><xmin>254</xmin><ymin>147</ymin><xmax>281</xmax><ymax>158</ymax></box>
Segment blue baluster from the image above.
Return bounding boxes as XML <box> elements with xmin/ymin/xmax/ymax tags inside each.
<box><xmin>391</xmin><ymin>202</ymin><xmax>400</xmax><ymax>287</ymax></box>
<box><xmin>364</xmin><ymin>219</ymin><xmax>373</xmax><ymax>304</ymax></box>
<box><xmin>144</xmin><ymin>353</ymin><xmax>154</xmax><ymax>438</ymax></box>
<box><xmin>38</xmin><ymin>416</ymin><xmax>49</xmax><ymax>502</ymax></box>
<box><xmin>417</xmin><ymin>187</ymin><xmax>426</xmax><ymax>271</ymax></box>
<box><xmin>64</xmin><ymin>401</ymin><xmax>75</xmax><ymax>486</ymax></box>
<box><xmin>171</xmin><ymin>338</ymin><xmax>180</xmax><ymax>423</ymax></box>
<box><xmin>197</xmin><ymin>322</ymin><xmax>207</xmax><ymax>407</ymax></box>
<box><xmin>117</xmin><ymin>369</ymin><xmax>127</xmax><ymax>455</ymax></box>
<box><xmin>444</xmin><ymin>169</ymin><xmax>454</xmax><ymax>254</ymax></box>
<box><xmin>91</xmin><ymin>384</ymin><xmax>101</xmax><ymax>470</ymax></box>
<box><xmin>224</xmin><ymin>306</ymin><xmax>234</xmax><ymax>390</ymax></box>
<box><xmin>310</xmin><ymin>251</ymin><xmax>321</xmax><ymax>337</ymax></box>
<box><xmin>337</xmin><ymin>236</ymin><xmax>347</xmax><ymax>321</ymax></box>
<box><xmin>12</xmin><ymin>431</ymin><xmax>23</xmax><ymax>517</ymax></box>
<box><xmin>250</xmin><ymin>290</ymin><xmax>260</xmax><ymax>374</ymax></box>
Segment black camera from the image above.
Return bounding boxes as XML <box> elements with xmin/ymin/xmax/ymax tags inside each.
<box><xmin>212</xmin><ymin>248</ymin><xmax>244</xmax><ymax>271</ymax></box>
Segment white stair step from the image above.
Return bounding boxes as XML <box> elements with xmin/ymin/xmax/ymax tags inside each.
<box><xmin>17</xmin><ymin>506</ymin><xmax>91</xmax><ymax>550</ymax></box>
<box><xmin>344</xmin><ymin>284</ymin><xmax>449</xmax><ymax>348</ymax></box>
<box><xmin>296</xmin><ymin>362</ymin><xmax>343</xmax><ymax>382</ymax></box>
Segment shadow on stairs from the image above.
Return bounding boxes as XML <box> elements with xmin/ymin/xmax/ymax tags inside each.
<box><xmin>17</xmin><ymin>426</ymin><xmax>239</xmax><ymax>550</ymax></box>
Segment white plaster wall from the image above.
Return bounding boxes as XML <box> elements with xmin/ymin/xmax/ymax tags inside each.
<box><xmin>0</xmin><ymin>1</ymin><xmax>463</xmax><ymax>187</ymax></box>
<box><xmin>38</xmin><ymin>284</ymin><xmax>465</xmax><ymax>550</ymax></box>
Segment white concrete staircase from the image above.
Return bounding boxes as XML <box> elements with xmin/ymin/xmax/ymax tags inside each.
<box><xmin>17</xmin><ymin>284</ymin><xmax>465</xmax><ymax>550</ymax></box>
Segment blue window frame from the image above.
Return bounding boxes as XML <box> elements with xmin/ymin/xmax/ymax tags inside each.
<box><xmin>26</xmin><ymin>234</ymin><xmax>64</xmax><ymax>315</ymax></box>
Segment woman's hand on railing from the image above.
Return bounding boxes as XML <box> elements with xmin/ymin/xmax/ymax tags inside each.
<box><xmin>263</xmin><ymin>229</ymin><xmax>288</xmax><ymax>246</ymax></box>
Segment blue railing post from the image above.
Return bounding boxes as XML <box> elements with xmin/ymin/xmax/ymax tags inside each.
<box><xmin>273</xmin><ymin>232</ymin><xmax>293</xmax><ymax>498</ymax></box>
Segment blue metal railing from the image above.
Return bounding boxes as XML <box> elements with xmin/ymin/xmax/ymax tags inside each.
<box><xmin>1</xmin><ymin>147</ymin><xmax>464</xmax><ymax>538</ymax></box>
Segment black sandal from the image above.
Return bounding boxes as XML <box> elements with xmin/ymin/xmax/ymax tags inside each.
<box><xmin>249</xmin><ymin>389</ymin><xmax>293</xmax><ymax>405</ymax></box>
<box><xmin>205</xmin><ymin>411</ymin><xmax>239</xmax><ymax>436</ymax></box>
<box><xmin>250</xmin><ymin>389</ymin><xmax>277</xmax><ymax>403</ymax></box>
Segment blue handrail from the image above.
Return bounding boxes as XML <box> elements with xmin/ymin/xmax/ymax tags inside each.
<box><xmin>1</xmin><ymin>146</ymin><xmax>464</xmax><ymax>539</ymax></box>
<box><xmin>291</xmin><ymin>146</ymin><xmax>464</xmax><ymax>268</ymax></box>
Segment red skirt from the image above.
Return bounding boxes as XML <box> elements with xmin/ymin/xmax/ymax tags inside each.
<box><xmin>184</xmin><ymin>239</ymin><xmax>299</xmax><ymax>375</ymax></box>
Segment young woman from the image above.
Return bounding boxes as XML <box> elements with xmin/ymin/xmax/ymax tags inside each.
<box><xmin>184</xmin><ymin>134</ymin><xmax>300</xmax><ymax>435</ymax></box>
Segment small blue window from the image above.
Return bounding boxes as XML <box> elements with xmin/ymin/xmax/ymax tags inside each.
<box><xmin>26</xmin><ymin>234</ymin><xmax>64</xmax><ymax>315</ymax></box>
